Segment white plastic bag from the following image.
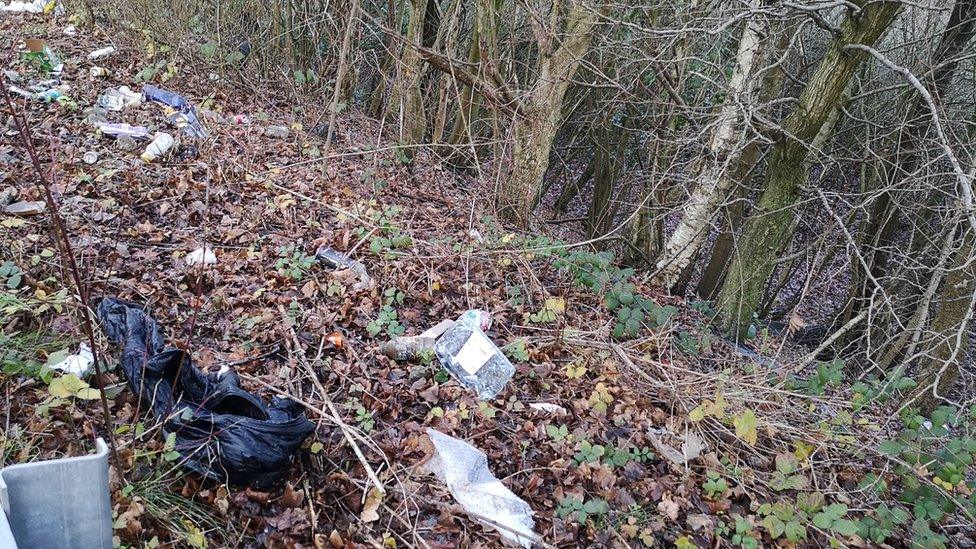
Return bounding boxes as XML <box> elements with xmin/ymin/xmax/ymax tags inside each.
<box><xmin>425</xmin><ymin>429</ymin><xmax>537</xmax><ymax>547</ymax></box>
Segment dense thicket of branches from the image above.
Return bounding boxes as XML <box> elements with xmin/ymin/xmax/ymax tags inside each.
<box><xmin>125</xmin><ymin>0</ymin><xmax>976</xmax><ymax>412</ymax></box>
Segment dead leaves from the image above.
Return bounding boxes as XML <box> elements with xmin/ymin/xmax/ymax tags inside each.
<box><xmin>360</xmin><ymin>486</ymin><xmax>383</xmax><ymax>523</ymax></box>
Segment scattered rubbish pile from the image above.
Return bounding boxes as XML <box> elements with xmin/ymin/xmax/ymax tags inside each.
<box><xmin>426</xmin><ymin>429</ymin><xmax>537</xmax><ymax>548</ymax></box>
<box><xmin>435</xmin><ymin>310</ymin><xmax>515</xmax><ymax>400</ymax></box>
<box><xmin>97</xmin><ymin>297</ymin><xmax>316</xmax><ymax>487</ymax></box>
<box><xmin>143</xmin><ymin>84</ymin><xmax>207</xmax><ymax>138</ymax></box>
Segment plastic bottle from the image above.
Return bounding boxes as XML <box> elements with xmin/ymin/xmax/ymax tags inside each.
<box><xmin>142</xmin><ymin>85</ymin><xmax>188</xmax><ymax>109</ymax></box>
<box><xmin>264</xmin><ymin>125</ymin><xmax>289</xmax><ymax>139</ymax></box>
<box><xmin>36</xmin><ymin>89</ymin><xmax>61</xmax><ymax>102</ymax></box>
<box><xmin>96</xmin><ymin>89</ymin><xmax>126</xmax><ymax>111</ymax></box>
<box><xmin>141</xmin><ymin>133</ymin><xmax>175</xmax><ymax>162</ymax></box>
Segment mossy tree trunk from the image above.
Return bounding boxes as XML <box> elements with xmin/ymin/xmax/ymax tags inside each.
<box><xmin>715</xmin><ymin>1</ymin><xmax>902</xmax><ymax>338</ymax></box>
<box><xmin>914</xmin><ymin>228</ymin><xmax>976</xmax><ymax>412</ymax></box>
<box><xmin>497</xmin><ymin>2</ymin><xmax>601</xmax><ymax>226</ymax></box>
<box><xmin>389</xmin><ymin>0</ymin><xmax>431</xmax><ymax>152</ymax></box>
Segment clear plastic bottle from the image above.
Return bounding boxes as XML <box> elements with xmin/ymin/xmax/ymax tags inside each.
<box><xmin>141</xmin><ymin>133</ymin><xmax>175</xmax><ymax>162</ymax></box>
<box><xmin>434</xmin><ymin>310</ymin><xmax>515</xmax><ymax>399</ymax></box>
<box><xmin>264</xmin><ymin>125</ymin><xmax>289</xmax><ymax>139</ymax></box>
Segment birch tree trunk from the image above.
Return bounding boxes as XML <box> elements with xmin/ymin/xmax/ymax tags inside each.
<box><xmin>653</xmin><ymin>0</ymin><xmax>767</xmax><ymax>288</ymax></box>
<box><xmin>715</xmin><ymin>0</ymin><xmax>902</xmax><ymax>338</ymax></box>
<box><xmin>497</xmin><ymin>2</ymin><xmax>601</xmax><ymax>226</ymax></box>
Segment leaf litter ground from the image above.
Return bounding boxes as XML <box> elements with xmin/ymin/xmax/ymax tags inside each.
<box><xmin>2</xmin><ymin>9</ymin><xmax>970</xmax><ymax>549</ymax></box>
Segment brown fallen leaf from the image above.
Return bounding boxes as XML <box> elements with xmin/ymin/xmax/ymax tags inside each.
<box><xmin>658</xmin><ymin>493</ymin><xmax>680</xmax><ymax>522</ymax></box>
<box><xmin>326</xmin><ymin>331</ymin><xmax>344</xmax><ymax>348</ymax></box>
<box><xmin>281</xmin><ymin>482</ymin><xmax>305</xmax><ymax>508</ymax></box>
<box><xmin>360</xmin><ymin>486</ymin><xmax>383</xmax><ymax>523</ymax></box>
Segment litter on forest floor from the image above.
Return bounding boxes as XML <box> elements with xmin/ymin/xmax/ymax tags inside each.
<box><xmin>380</xmin><ymin>319</ymin><xmax>454</xmax><ymax>361</ymax></box>
<box><xmin>87</xmin><ymin>46</ymin><xmax>115</xmax><ymax>59</ymax></box>
<box><xmin>528</xmin><ymin>402</ymin><xmax>567</xmax><ymax>415</ymax></box>
<box><xmin>4</xmin><ymin>200</ymin><xmax>46</xmax><ymax>216</ymax></box>
<box><xmin>185</xmin><ymin>246</ymin><xmax>217</xmax><ymax>266</ymax></box>
<box><xmin>1</xmin><ymin>0</ymin><xmax>46</xmax><ymax>13</ymax></box>
<box><xmin>141</xmin><ymin>132</ymin><xmax>174</xmax><ymax>162</ymax></box>
<box><xmin>143</xmin><ymin>84</ymin><xmax>207</xmax><ymax>138</ymax></box>
<box><xmin>48</xmin><ymin>342</ymin><xmax>94</xmax><ymax>377</ymax></box>
<box><xmin>96</xmin><ymin>297</ymin><xmax>316</xmax><ymax>488</ymax></box>
<box><xmin>434</xmin><ymin>310</ymin><xmax>515</xmax><ymax>399</ymax></box>
<box><xmin>96</xmin><ymin>121</ymin><xmax>149</xmax><ymax>139</ymax></box>
<box><xmin>264</xmin><ymin>125</ymin><xmax>289</xmax><ymax>139</ymax></box>
<box><xmin>315</xmin><ymin>246</ymin><xmax>372</xmax><ymax>292</ymax></box>
<box><xmin>425</xmin><ymin>429</ymin><xmax>537</xmax><ymax>548</ymax></box>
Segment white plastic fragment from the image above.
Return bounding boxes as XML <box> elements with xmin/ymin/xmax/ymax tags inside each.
<box><xmin>1</xmin><ymin>0</ymin><xmax>45</xmax><ymax>13</ymax></box>
<box><xmin>528</xmin><ymin>402</ymin><xmax>567</xmax><ymax>415</ymax></box>
<box><xmin>63</xmin><ymin>25</ymin><xmax>77</xmax><ymax>35</ymax></box>
<box><xmin>185</xmin><ymin>246</ymin><xmax>217</xmax><ymax>266</ymax></box>
<box><xmin>425</xmin><ymin>429</ymin><xmax>537</xmax><ymax>548</ymax></box>
<box><xmin>88</xmin><ymin>46</ymin><xmax>116</xmax><ymax>60</ymax></box>
<box><xmin>50</xmin><ymin>343</ymin><xmax>94</xmax><ymax>377</ymax></box>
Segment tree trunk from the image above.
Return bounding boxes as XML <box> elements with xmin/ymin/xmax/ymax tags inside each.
<box><xmin>914</xmin><ymin>228</ymin><xmax>976</xmax><ymax>412</ymax></box>
<box><xmin>389</xmin><ymin>0</ymin><xmax>431</xmax><ymax>151</ymax></box>
<box><xmin>715</xmin><ymin>1</ymin><xmax>902</xmax><ymax>338</ymax></box>
<box><xmin>497</xmin><ymin>2</ymin><xmax>600</xmax><ymax>226</ymax></box>
<box><xmin>653</xmin><ymin>0</ymin><xmax>767</xmax><ymax>288</ymax></box>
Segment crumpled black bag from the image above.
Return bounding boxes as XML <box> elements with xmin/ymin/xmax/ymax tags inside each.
<box><xmin>97</xmin><ymin>297</ymin><xmax>315</xmax><ymax>488</ymax></box>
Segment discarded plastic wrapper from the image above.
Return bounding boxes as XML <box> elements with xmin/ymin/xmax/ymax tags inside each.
<box><xmin>380</xmin><ymin>319</ymin><xmax>455</xmax><ymax>361</ymax></box>
<box><xmin>49</xmin><ymin>343</ymin><xmax>94</xmax><ymax>377</ymax></box>
<box><xmin>425</xmin><ymin>429</ymin><xmax>537</xmax><ymax>548</ymax></box>
<box><xmin>143</xmin><ymin>85</ymin><xmax>208</xmax><ymax>138</ymax></box>
<box><xmin>528</xmin><ymin>402</ymin><xmax>567</xmax><ymax>415</ymax></box>
<box><xmin>97</xmin><ymin>122</ymin><xmax>150</xmax><ymax>140</ymax></box>
<box><xmin>315</xmin><ymin>246</ymin><xmax>372</xmax><ymax>292</ymax></box>
<box><xmin>97</xmin><ymin>298</ymin><xmax>315</xmax><ymax>487</ymax></box>
<box><xmin>434</xmin><ymin>310</ymin><xmax>515</xmax><ymax>399</ymax></box>
<box><xmin>88</xmin><ymin>46</ymin><xmax>115</xmax><ymax>60</ymax></box>
<box><xmin>185</xmin><ymin>246</ymin><xmax>217</xmax><ymax>266</ymax></box>
<box><xmin>1</xmin><ymin>0</ymin><xmax>45</xmax><ymax>13</ymax></box>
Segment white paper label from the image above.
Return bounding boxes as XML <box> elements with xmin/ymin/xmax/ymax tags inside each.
<box><xmin>455</xmin><ymin>330</ymin><xmax>495</xmax><ymax>375</ymax></box>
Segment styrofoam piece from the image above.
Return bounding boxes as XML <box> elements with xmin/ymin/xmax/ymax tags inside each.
<box><xmin>0</xmin><ymin>438</ymin><xmax>112</xmax><ymax>549</ymax></box>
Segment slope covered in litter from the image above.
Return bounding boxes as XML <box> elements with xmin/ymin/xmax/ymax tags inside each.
<box><xmin>2</xmin><ymin>7</ymin><xmax>973</xmax><ymax>549</ymax></box>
